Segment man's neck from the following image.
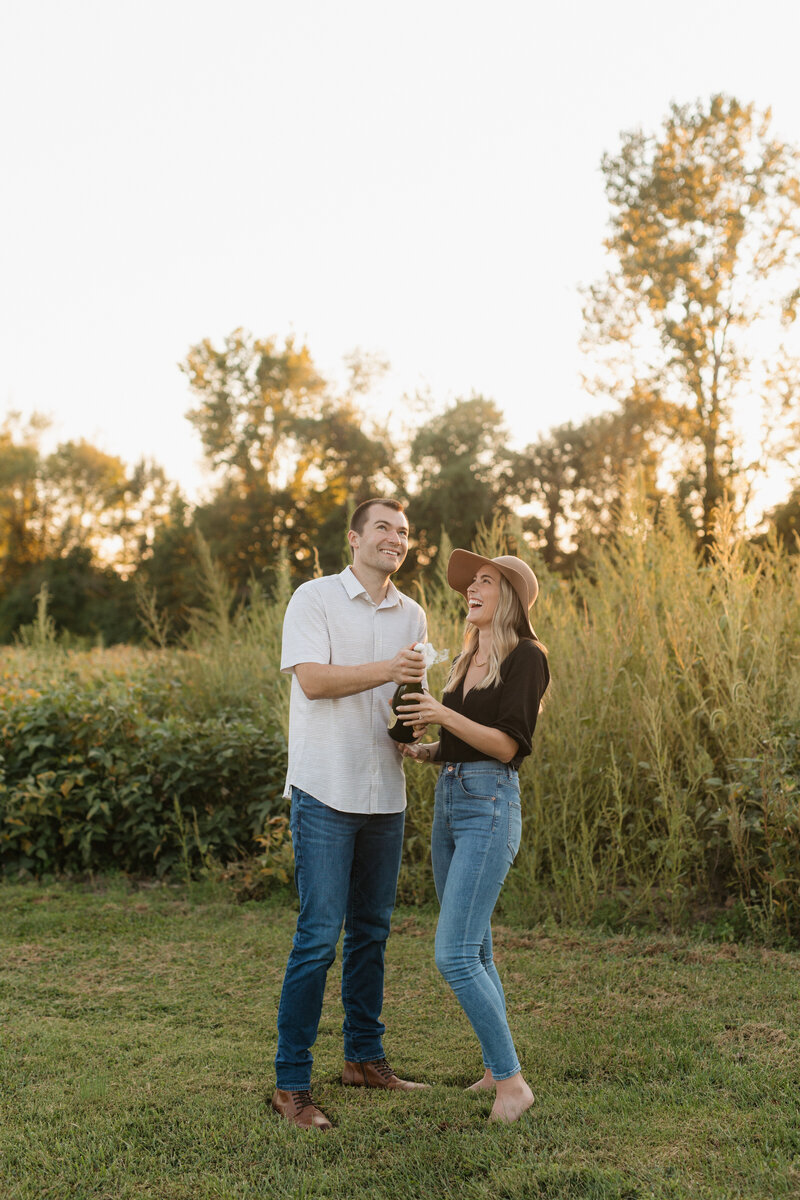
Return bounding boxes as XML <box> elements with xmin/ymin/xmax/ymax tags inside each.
<box><xmin>350</xmin><ymin>562</ymin><xmax>392</xmax><ymax>605</ymax></box>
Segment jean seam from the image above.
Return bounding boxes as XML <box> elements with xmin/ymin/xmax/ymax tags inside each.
<box><xmin>342</xmin><ymin>874</ymin><xmax>352</xmax><ymax>1038</ymax></box>
<box><xmin>342</xmin><ymin>817</ymin><xmax>361</xmax><ymax>1057</ymax></box>
<box><xmin>294</xmin><ymin>794</ymin><xmax>302</xmax><ymax>877</ymax></box>
<box><xmin>507</xmin><ymin>795</ymin><xmax>521</xmax><ymax>858</ymax></box>
<box><xmin>458</xmin><ymin>799</ymin><xmax>498</xmax><ymax>972</ymax></box>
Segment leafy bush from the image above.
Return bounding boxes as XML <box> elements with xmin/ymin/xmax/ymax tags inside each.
<box><xmin>0</xmin><ymin>681</ymin><xmax>286</xmax><ymax>878</ymax></box>
<box><xmin>719</xmin><ymin>723</ymin><xmax>800</xmax><ymax>936</ymax></box>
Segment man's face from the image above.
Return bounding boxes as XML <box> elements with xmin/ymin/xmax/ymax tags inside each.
<box><xmin>348</xmin><ymin>505</ymin><xmax>410</xmax><ymax>575</ymax></box>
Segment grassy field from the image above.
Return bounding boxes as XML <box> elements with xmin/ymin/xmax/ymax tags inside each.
<box><xmin>1</xmin><ymin>880</ymin><xmax>799</xmax><ymax>1199</ymax></box>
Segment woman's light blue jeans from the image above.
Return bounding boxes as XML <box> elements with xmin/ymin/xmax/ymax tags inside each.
<box><xmin>431</xmin><ymin>761</ymin><xmax>523</xmax><ymax>1081</ymax></box>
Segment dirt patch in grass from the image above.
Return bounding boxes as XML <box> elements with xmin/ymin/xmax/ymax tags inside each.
<box><xmin>2</xmin><ymin>943</ymin><xmax>60</xmax><ymax>968</ymax></box>
<box><xmin>392</xmin><ymin>915</ymin><xmax>426</xmax><ymax>937</ymax></box>
<box><xmin>715</xmin><ymin>1022</ymin><xmax>797</xmax><ymax>1065</ymax></box>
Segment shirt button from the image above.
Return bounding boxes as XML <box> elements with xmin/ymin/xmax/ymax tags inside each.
<box><xmin>447</xmin><ymin>766</ymin><xmax>454</xmax><ymax>773</ymax></box>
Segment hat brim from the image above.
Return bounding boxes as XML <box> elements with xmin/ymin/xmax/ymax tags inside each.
<box><xmin>447</xmin><ymin>550</ymin><xmax>499</xmax><ymax>598</ymax></box>
<box><xmin>447</xmin><ymin>549</ymin><xmax>536</xmax><ymax>611</ymax></box>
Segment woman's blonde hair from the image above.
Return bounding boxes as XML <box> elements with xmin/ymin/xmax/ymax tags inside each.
<box><xmin>443</xmin><ymin>574</ymin><xmax>545</xmax><ymax>694</ymax></box>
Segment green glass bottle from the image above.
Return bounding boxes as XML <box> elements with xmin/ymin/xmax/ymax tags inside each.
<box><xmin>387</xmin><ymin>680</ymin><xmax>423</xmax><ymax>743</ymax></box>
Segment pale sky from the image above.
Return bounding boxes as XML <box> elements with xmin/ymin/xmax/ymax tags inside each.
<box><xmin>2</xmin><ymin>0</ymin><xmax>800</xmax><ymax>509</ymax></box>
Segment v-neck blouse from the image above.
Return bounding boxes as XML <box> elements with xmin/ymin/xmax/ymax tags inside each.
<box><xmin>434</xmin><ymin>638</ymin><xmax>550</xmax><ymax>769</ymax></box>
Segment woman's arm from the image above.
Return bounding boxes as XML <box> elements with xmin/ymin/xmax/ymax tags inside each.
<box><xmin>396</xmin><ymin>695</ymin><xmax>519</xmax><ymax>764</ymax></box>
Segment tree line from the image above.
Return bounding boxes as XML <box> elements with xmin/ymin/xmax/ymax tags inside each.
<box><xmin>2</xmin><ymin>94</ymin><xmax>800</xmax><ymax>644</ymax></box>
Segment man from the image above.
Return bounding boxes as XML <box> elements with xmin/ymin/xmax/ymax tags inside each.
<box><xmin>272</xmin><ymin>498</ymin><xmax>428</xmax><ymax>1131</ymax></box>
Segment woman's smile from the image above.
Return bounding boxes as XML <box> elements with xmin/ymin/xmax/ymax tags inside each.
<box><xmin>466</xmin><ymin>566</ymin><xmax>502</xmax><ymax>625</ymax></box>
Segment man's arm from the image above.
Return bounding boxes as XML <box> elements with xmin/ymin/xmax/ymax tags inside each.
<box><xmin>294</xmin><ymin>644</ymin><xmax>425</xmax><ymax>700</ymax></box>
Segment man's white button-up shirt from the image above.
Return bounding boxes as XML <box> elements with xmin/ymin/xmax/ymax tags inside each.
<box><xmin>280</xmin><ymin>566</ymin><xmax>427</xmax><ymax>814</ymax></box>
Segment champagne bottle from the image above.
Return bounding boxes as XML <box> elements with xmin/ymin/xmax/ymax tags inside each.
<box><xmin>387</xmin><ymin>680</ymin><xmax>424</xmax><ymax>743</ymax></box>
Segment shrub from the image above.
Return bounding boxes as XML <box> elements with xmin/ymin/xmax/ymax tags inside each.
<box><xmin>0</xmin><ymin>681</ymin><xmax>287</xmax><ymax>878</ymax></box>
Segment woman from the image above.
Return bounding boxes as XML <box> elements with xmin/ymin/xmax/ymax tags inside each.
<box><xmin>397</xmin><ymin>551</ymin><xmax>549</xmax><ymax>1124</ymax></box>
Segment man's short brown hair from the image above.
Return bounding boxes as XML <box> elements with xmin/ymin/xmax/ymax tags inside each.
<box><xmin>349</xmin><ymin>498</ymin><xmax>407</xmax><ymax>535</ymax></box>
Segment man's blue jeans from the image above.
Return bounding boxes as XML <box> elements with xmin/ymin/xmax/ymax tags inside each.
<box><xmin>274</xmin><ymin>787</ymin><xmax>406</xmax><ymax>1091</ymax></box>
<box><xmin>431</xmin><ymin>761</ymin><xmax>522</xmax><ymax>1081</ymax></box>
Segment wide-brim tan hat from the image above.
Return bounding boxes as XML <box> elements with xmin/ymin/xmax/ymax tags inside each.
<box><xmin>447</xmin><ymin>550</ymin><xmax>539</xmax><ymax>612</ymax></box>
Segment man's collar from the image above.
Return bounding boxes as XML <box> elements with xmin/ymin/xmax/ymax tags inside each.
<box><xmin>340</xmin><ymin>565</ymin><xmax>403</xmax><ymax>608</ymax></box>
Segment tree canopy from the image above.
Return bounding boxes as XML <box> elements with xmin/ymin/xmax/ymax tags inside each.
<box><xmin>583</xmin><ymin>95</ymin><xmax>800</xmax><ymax>544</ymax></box>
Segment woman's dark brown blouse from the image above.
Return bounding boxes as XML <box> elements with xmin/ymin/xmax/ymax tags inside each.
<box><xmin>434</xmin><ymin>638</ymin><xmax>550</xmax><ymax>770</ymax></box>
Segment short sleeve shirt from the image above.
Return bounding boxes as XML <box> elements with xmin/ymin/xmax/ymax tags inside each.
<box><xmin>435</xmin><ymin>639</ymin><xmax>550</xmax><ymax>769</ymax></box>
<box><xmin>281</xmin><ymin>566</ymin><xmax>427</xmax><ymax>813</ymax></box>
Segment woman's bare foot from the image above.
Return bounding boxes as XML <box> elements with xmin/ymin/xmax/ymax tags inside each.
<box><xmin>488</xmin><ymin>1073</ymin><xmax>534</xmax><ymax>1123</ymax></box>
<box><xmin>466</xmin><ymin>1068</ymin><xmax>495</xmax><ymax>1092</ymax></box>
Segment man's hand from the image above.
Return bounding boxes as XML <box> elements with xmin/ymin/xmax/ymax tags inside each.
<box><xmin>388</xmin><ymin>644</ymin><xmax>426</xmax><ymax>686</ymax></box>
<box><xmin>400</xmin><ymin>741</ymin><xmax>427</xmax><ymax>760</ymax></box>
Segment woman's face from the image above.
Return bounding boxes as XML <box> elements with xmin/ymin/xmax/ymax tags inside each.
<box><xmin>465</xmin><ymin>565</ymin><xmax>503</xmax><ymax>630</ymax></box>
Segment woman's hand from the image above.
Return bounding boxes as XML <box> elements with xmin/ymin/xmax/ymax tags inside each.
<box><xmin>396</xmin><ymin>691</ymin><xmax>447</xmax><ymax>732</ymax></box>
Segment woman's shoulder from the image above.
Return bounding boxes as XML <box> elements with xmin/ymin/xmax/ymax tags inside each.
<box><xmin>507</xmin><ymin>637</ymin><xmax>547</xmax><ymax>664</ymax></box>
<box><xmin>502</xmin><ymin>637</ymin><xmax>550</xmax><ymax>682</ymax></box>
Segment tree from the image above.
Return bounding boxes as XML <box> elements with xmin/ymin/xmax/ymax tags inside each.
<box><xmin>131</xmin><ymin>493</ymin><xmax>202</xmax><ymax>638</ymax></box>
<box><xmin>512</xmin><ymin>402</ymin><xmax>668</xmax><ymax>567</ymax></box>
<box><xmin>406</xmin><ymin>397</ymin><xmax>513</xmax><ymax>566</ymax></box>
<box><xmin>0</xmin><ymin>414</ymin><xmax>44</xmax><ymax>581</ymax></box>
<box><xmin>181</xmin><ymin>329</ymin><xmax>328</xmax><ymax>487</ymax></box>
<box><xmin>180</xmin><ymin>331</ymin><xmax>402</xmax><ymax>584</ymax></box>
<box><xmin>511</xmin><ymin>421</ymin><xmax>587</xmax><ymax>567</ymax></box>
<box><xmin>763</xmin><ymin>488</ymin><xmax>800</xmax><ymax>552</ymax></box>
<box><xmin>37</xmin><ymin>442</ymin><xmax>171</xmax><ymax>571</ymax></box>
<box><xmin>0</xmin><ymin>417</ymin><xmax>175</xmax><ymax>641</ymax></box>
<box><xmin>0</xmin><ymin>547</ymin><xmax>139</xmax><ymax>645</ymax></box>
<box><xmin>583</xmin><ymin>95</ymin><xmax>800</xmax><ymax>544</ymax></box>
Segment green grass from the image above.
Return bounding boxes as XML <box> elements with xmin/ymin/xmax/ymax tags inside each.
<box><xmin>1</xmin><ymin>880</ymin><xmax>799</xmax><ymax>1200</ymax></box>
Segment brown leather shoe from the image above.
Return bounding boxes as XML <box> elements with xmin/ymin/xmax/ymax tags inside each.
<box><xmin>341</xmin><ymin>1058</ymin><xmax>429</xmax><ymax>1091</ymax></box>
<box><xmin>271</xmin><ymin>1088</ymin><xmax>333</xmax><ymax>1130</ymax></box>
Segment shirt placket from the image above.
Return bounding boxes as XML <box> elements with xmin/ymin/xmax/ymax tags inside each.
<box><xmin>370</xmin><ymin>605</ymin><xmax>381</xmax><ymax>813</ymax></box>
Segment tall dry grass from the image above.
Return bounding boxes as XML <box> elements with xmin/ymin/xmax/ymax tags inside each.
<box><xmin>471</xmin><ymin>497</ymin><xmax>800</xmax><ymax>935</ymax></box>
<box><xmin>158</xmin><ymin>500</ymin><xmax>800</xmax><ymax>933</ymax></box>
<box><xmin>6</xmin><ymin>496</ymin><xmax>800</xmax><ymax>935</ymax></box>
